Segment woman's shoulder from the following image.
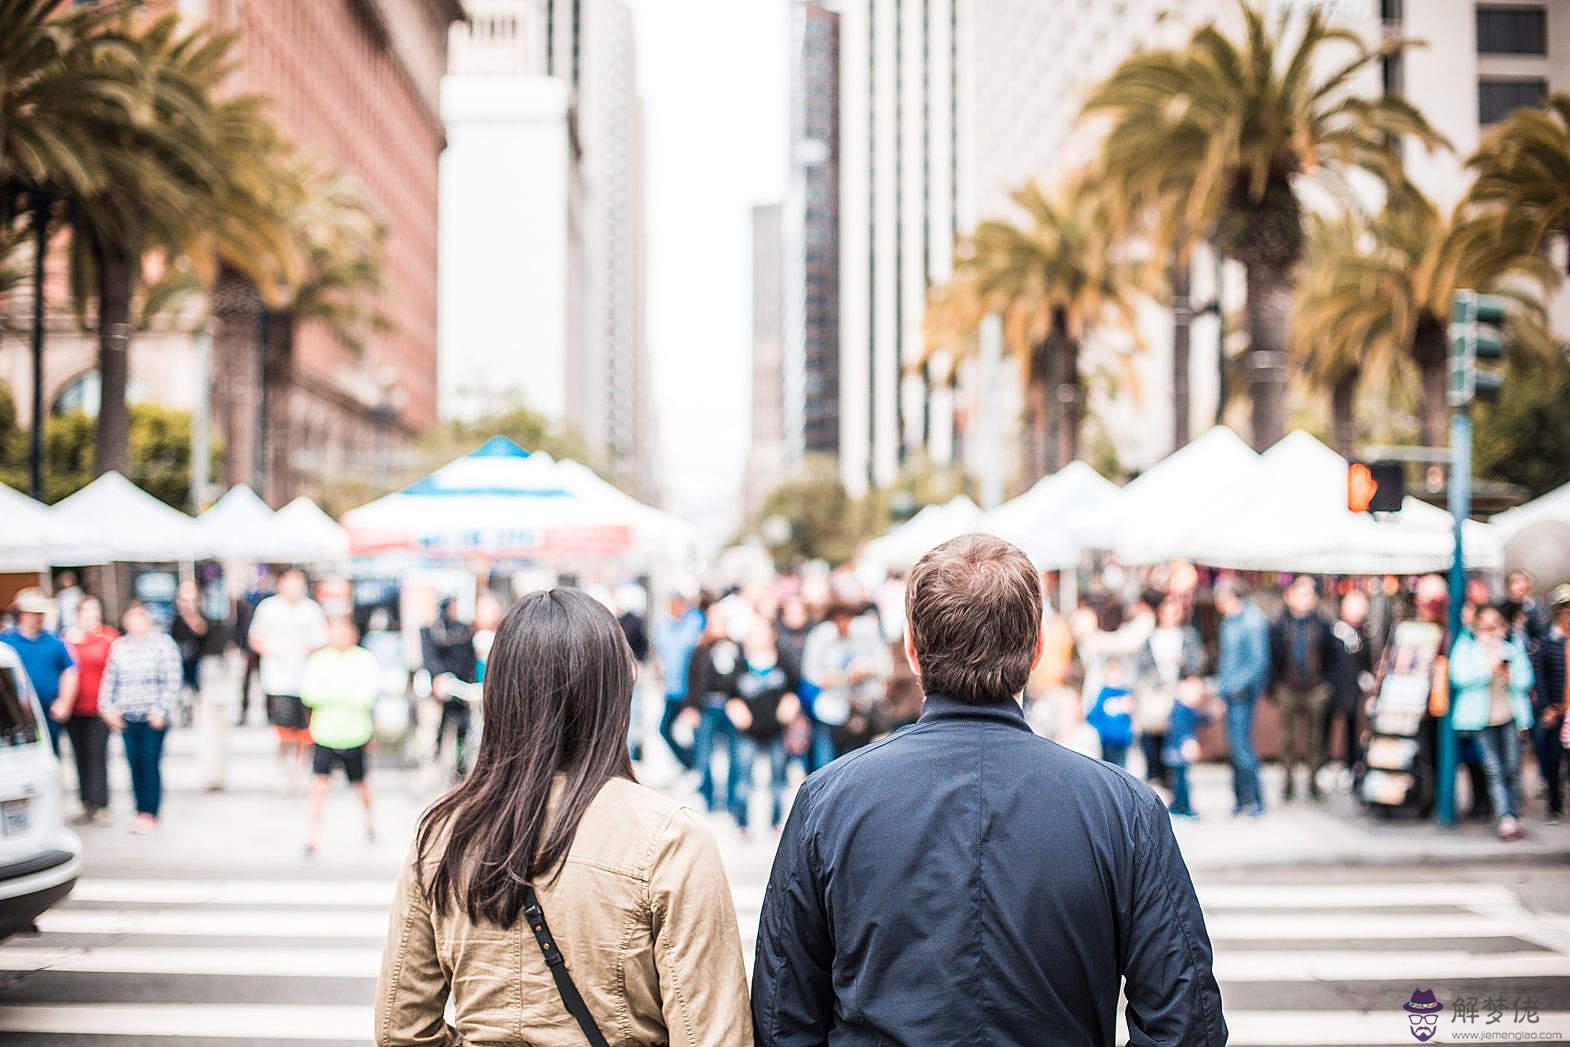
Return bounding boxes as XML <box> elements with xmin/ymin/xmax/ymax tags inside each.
<box><xmin>577</xmin><ymin>778</ymin><xmax>714</xmax><ymax>875</ymax></box>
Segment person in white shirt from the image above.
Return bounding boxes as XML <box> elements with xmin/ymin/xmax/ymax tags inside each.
<box><xmin>247</xmin><ymin>569</ymin><xmax>328</xmax><ymax>791</ymax></box>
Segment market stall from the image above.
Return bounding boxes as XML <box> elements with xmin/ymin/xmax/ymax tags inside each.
<box><xmin>0</xmin><ymin>481</ymin><xmax>106</xmax><ymax>573</ymax></box>
<box><xmin>275</xmin><ymin>496</ymin><xmax>351</xmax><ymax>563</ymax></box>
<box><xmin>980</xmin><ymin>461</ymin><xmax>1118</xmax><ymax>570</ymax></box>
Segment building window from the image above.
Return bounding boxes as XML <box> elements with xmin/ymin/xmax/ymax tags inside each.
<box><xmin>1476</xmin><ymin>6</ymin><xmax>1547</xmax><ymax>56</ymax></box>
<box><xmin>1479</xmin><ymin>77</ymin><xmax>1548</xmax><ymax>124</ymax></box>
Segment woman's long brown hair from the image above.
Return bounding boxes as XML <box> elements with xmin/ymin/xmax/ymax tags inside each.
<box><xmin>416</xmin><ymin>588</ymin><xmax>636</xmax><ymax>927</ymax></box>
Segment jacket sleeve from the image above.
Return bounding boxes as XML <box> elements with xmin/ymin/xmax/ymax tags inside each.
<box><xmin>1122</xmin><ymin>792</ymin><xmax>1227</xmax><ymax>1047</ymax></box>
<box><xmin>682</xmin><ymin>647</ymin><xmax>712</xmax><ymax>713</ymax></box>
<box><xmin>1248</xmin><ymin>615</ymin><xmax>1272</xmax><ymax>691</ymax></box>
<box><xmin>374</xmin><ymin>844</ymin><xmax>457</xmax><ymax>1047</ymax></box>
<box><xmin>752</xmin><ymin>784</ymin><xmax>834</xmax><ymax>1046</ymax></box>
<box><xmin>1449</xmin><ymin>636</ymin><xmax>1492</xmax><ymax>691</ymax></box>
<box><xmin>647</xmin><ymin>807</ymin><xmax>753</xmax><ymax>1047</ymax></box>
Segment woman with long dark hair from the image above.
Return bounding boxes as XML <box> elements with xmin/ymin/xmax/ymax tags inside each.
<box><xmin>375</xmin><ymin>588</ymin><xmax>751</xmax><ymax>1046</ymax></box>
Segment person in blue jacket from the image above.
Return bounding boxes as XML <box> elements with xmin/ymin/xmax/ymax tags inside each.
<box><xmin>752</xmin><ymin>535</ymin><xmax>1225</xmax><ymax>1047</ymax></box>
<box><xmin>1450</xmin><ymin>603</ymin><xmax>1535</xmax><ymax>840</ymax></box>
<box><xmin>1214</xmin><ymin>579</ymin><xmax>1270</xmax><ymax>816</ymax></box>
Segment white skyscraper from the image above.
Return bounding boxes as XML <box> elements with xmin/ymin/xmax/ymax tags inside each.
<box><xmin>437</xmin><ymin>0</ymin><xmax>653</xmax><ymax>499</ymax></box>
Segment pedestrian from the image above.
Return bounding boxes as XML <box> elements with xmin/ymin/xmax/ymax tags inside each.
<box><xmin>1215</xmin><ymin>579</ymin><xmax>1270</xmax><ymax>817</ymax></box>
<box><xmin>725</xmin><ymin>618</ymin><xmax>801</xmax><ymax>835</ymax></box>
<box><xmin>232</xmin><ymin>575</ymin><xmax>270</xmax><ymax>726</ymax></box>
<box><xmin>99</xmin><ymin>603</ymin><xmax>182</xmax><ymax>833</ymax></box>
<box><xmin>1532</xmin><ymin>584</ymin><xmax>1570</xmax><ymax>823</ymax></box>
<box><xmin>752</xmin><ymin>536</ymin><xmax>1225</xmax><ymax>1045</ymax></box>
<box><xmin>1327</xmin><ymin>588</ymin><xmax>1375</xmax><ymax>786</ymax></box>
<box><xmin>652</xmin><ymin>591</ymin><xmax>705</xmax><ymax>772</ymax></box>
<box><xmin>54</xmin><ymin>571</ymin><xmax>83</xmax><ymax>633</ymax></box>
<box><xmin>1269</xmin><ymin>576</ymin><xmax>1338</xmax><ymax>802</ymax></box>
<box><xmin>681</xmin><ymin>609</ymin><xmax>743</xmax><ymax>814</ymax></box>
<box><xmin>421</xmin><ymin>597</ymin><xmax>476</xmax><ymax>781</ymax></box>
<box><xmin>1450</xmin><ymin>603</ymin><xmax>1535</xmax><ymax>840</ymax></box>
<box><xmin>0</xmin><ymin>587</ymin><xmax>77</xmax><ymax>754</ymax></box>
<box><xmin>302</xmin><ymin>615</ymin><xmax>378</xmax><ymax>858</ymax></box>
<box><xmin>1506</xmin><ymin>570</ymin><xmax>1551</xmax><ymax>653</ymax></box>
<box><xmin>1087</xmin><ymin>659</ymin><xmax>1134</xmax><ymax>767</ymax></box>
<box><xmin>801</xmin><ymin>598</ymin><xmax>891</xmax><ymax>762</ymax></box>
<box><xmin>376</xmin><ymin>588</ymin><xmax>751</xmax><ymax>1047</ymax></box>
<box><xmin>170</xmin><ymin>580</ymin><xmax>209</xmax><ymax>727</ymax></box>
<box><xmin>248</xmin><ymin>569</ymin><xmax>329</xmax><ymax>793</ymax></box>
<box><xmin>1135</xmin><ymin>595</ymin><xmax>1206</xmax><ymax>787</ymax></box>
<box><xmin>58</xmin><ymin>596</ymin><xmax>117</xmax><ymax>826</ymax></box>
<box><xmin>1164</xmin><ymin>676</ymin><xmax>1214</xmax><ymax>819</ymax></box>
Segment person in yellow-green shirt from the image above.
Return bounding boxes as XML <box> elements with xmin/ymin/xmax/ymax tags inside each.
<box><xmin>301</xmin><ymin>615</ymin><xmax>379</xmax><ymax>858</ymax></box>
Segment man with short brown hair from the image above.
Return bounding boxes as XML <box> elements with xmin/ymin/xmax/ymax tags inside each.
<box><xmin>753</xmin><ymin>535</ymin><xmax>1225</xmax><ymax>1047</ymax></box>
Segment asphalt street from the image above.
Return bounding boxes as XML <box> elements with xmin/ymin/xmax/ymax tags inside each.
<box><xmin>2</xmin><ymin>710</ymin><xmax>1569</xmax><ymax>1046</ymax></box>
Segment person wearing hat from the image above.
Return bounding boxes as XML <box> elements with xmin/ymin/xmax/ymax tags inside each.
<box><xmin>1532</xmin><ymin>583</ymin><xmax>1570</xmax><ymax>822</ymax></box>
<box><xmin>1</xmin><ymin>587</ymin><xmax>77</xmax><ymax>754</ymax></box>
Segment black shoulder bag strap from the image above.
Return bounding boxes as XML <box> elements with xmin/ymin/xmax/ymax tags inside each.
<box><xmin>521</xmin><ymin>884</ymin><xmax>610</xmax><ymax>1047</ymax></box>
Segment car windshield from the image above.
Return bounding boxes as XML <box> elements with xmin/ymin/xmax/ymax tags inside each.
<box><xmin>0</xmin><ymin>665</ymin><xmax>39</xmax><ymax>748</ymax></box>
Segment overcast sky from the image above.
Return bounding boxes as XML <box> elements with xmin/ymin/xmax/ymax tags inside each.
<box><xmin>626</xmin><ymin>0</ymin><xmax>787</xmax><ymax>531</ymax></box>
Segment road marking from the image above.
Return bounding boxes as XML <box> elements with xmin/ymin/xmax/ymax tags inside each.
<box><xmin>1205</xmin><ymin>912</ymin><xmax>1539</xmax><ymax>941</ymax></box>
<box><xmin>1195</xmin><ymin>883</ymin><xmax>1518</xmax><ymax>910</ymax></box>
<box><xmin>0</xmin><ymin>1003</ymin><xmax>369</xmax><ymax>1040</ymax></box>
<box><xmin>36</xmin><ymin>908</ymin><xmax>389</xmax><ymax>940</ymax></box>
<box><xmin>0</xmin><ymin>946</ymin><xmax>382</xmax><ymax>978</ymax></box>
<box><xmin>69</xmin><ymin>879</ymin><xmax>394</xmax><ymax>907</ymax></box>
<box><xmin>1213</xmin><ymin>950</ymin><xmax>1570</xmax><ymax>982</ymax></box>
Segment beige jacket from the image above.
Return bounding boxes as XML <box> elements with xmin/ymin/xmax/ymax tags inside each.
<box><xmin>375</xmin><ymin>777</ymin><xmax>753</xmax><ymax>1046</ymax></box>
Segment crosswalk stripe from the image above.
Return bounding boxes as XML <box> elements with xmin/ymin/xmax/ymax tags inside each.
<box><xmin>1213</xmin><ymin>950</ymin><xmax>1570</xmax><ymax>982</ymax></box>
<box><xmin>1205</xmin><ymin>912</ymin><xmax>1540</xmax><ymax>941</ymax></box>
<box><xmin>68</xmin><ymin>879</ymin><xmax>394</xmax><ymax>907</ymax></box>
<box><xmin>36</xmin><ymin>909</ymin><xmax>389</xmax><ymax>940</ymax></box>
<box><xmin>0</xmin><ymin>1003</ymin><xmax>369</xmax><ymax>1041</ymax></box>
<box><xmin>1195</xmin><ymin>883</ymin><xmax>1518</xmax><ymax>910</ymax></box>
<box><xmin>0</xmin><ymin>946</ymin><xmax>382</xmax><ymax>978</ymax></box>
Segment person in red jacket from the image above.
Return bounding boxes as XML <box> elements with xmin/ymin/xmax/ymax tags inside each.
<box><xmin>58</xmin><ymin>596</ymin><xmax>118</xmax><ymax>825</ymax></box>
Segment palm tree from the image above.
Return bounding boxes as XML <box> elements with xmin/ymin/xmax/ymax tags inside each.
<box><xmin>1</xmin><ymin>0</ymin><xmax>137</xmax><ymax>494</ymax></box>
<box><xmin>1466</xmin><ymin>93</ymin><xmax>1570</xmax><ymax>270</ymax></box>
<box><xmin>1082</xmin><ymin>0</ymin><xmax>1443</xmax><ymax>450</ymax></box>
<box><xmin>66</xmin><ymin>13</ymin><xmax>225</xmax><ymax>476</ymax></box>
<box><xmin>1291</xmin><ymin>194</ymin><xmax>1559</xmax><ymax>453</ymax></box>
<box><xmin>943</xmin><ymin>179</ymin><xmax>1139</xmax><ymax>480</ymax></box>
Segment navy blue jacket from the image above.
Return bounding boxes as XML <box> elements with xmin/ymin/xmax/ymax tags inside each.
<box><xmin>752</xmin><ymin>694</ymin><xmax>1226</xmax><ymax>1047</ymax></box>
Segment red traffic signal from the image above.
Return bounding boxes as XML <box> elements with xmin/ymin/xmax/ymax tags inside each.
<box><xmin>1348</xmin><ymin>461</ymin><xmax>1404</xmax><ymax>514</ymax></box>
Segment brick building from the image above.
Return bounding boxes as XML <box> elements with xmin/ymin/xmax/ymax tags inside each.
<box><xmin>0</xmin><ymin>0</ymin><xmax>464</xmax><ymax>506</ymax></box>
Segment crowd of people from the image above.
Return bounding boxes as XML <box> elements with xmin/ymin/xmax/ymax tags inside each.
<box><xmin>5</xmin><ymin>557</ymin><xmax>1566</xmax><ymax>847</ymax></box>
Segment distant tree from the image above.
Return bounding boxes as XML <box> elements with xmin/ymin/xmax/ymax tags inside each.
<box><xmin>1475</xmin><ymin>350</ymin><xmax>1570</xmax><ymax>500</ymax></box>
<box><xmin>757</xmin><ymin>456</ymin><xmax>880</xmax><ymax>569</ymax></box>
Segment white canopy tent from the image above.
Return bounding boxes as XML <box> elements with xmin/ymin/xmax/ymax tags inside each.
<box><xmin>50</xmin><ymin>472</ymin><xmax>202</xmax><ymax>563</ymax></box>
<box><xmin>980</xmin><ymin>461</ymin><xmax>1119</xmax><ymax>569</ymax></box>
<box><xmin>342</xmin><ymin>437</ymin><xmax>692</xmax><ymax>563</ymax></box>
<box><xmin>860</xmin><ymin>495</ymin><xmax>983</xmax><ymax>573</ymax></box>
<box><xmin>1182</xmin><ymin>431</ymin><xmax>1502</xmax><ymax>574</ymax></box>
<box><xmin>0</xmin><ymin>481</ymin><xmax>106</xmax><ymax>572</ymax></box>
<box><xmin>196</xmin><ymin>485</ymin><xmax>301</xmax><ymax>562</ymax></box>
<box><xmin>1079</xmin><ymin>426</ymin><xmax>1263</xmax><ymax>565</ymax></box>
<box><xmin>1491</xmin><ymin>481</ymin><xmax>1570</xmax><ymax>542</ymax></box>
<box><xmin>276</xmin><ymin>496</ymin><xmax>351</xmax><ymax>562</ymax></box>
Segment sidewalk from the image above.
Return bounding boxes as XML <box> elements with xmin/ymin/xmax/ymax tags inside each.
<box><xmin>1169</xmin><ymin>762</ymin><xmax>1570</xmax><ymax>872</ymax></box>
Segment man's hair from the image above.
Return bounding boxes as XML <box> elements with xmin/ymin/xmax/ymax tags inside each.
<box><xmin>904</xmin><ymin>535</ymin><xmax>1042</xmax><ymax>704</ymax></box>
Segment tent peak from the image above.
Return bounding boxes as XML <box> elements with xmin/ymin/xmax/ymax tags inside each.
<box><xmin>470</xmin><ymin>436</ymin><xmax>531</xmax><ymax>459</ymax></box>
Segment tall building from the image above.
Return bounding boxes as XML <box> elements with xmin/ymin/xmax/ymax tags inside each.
<box><xmin>749</xmin><ymin>204</ymin><xmax>787</xmax><ymax>513</ymax></box>
<box><xmin>837</xmin><ymin>0</ymin><xmax>963</xmax><ymax>495</ymax></box>
<box><xmin>439</xmin><ymin>3</ymin><xmax>585</xmax><ymax>425</ymax></box>
<box><xmin>544</xmin><ymin>0</ymin><xmax>654</xmax><ymax>500</ymax></box>
<box><xmin>784</xmin><ymin>1</ymin><xmax>842</xmax><ymax>465</ymax></box>
<box><xmin>0</xmin><ymin>0</ymin><xmax>464</xmax><ymax>504</ymax></box>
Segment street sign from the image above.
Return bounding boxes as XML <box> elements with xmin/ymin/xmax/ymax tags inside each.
<box><xmin>1347</xmin><ymin>461</ymin><xmax>1404</xmax><ymax>513</ymax></box>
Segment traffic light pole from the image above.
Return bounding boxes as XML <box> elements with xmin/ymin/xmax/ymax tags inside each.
<box><xmin>1438</xmin><ymin>406</ymin><xmax>1469</xmax><ymax>830</ymax></box>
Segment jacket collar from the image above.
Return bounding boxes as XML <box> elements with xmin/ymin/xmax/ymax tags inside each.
<box><xmin>918</xmin><ymin>693</ymin><xmax>1031</xmax><ymax>731</ymax></box>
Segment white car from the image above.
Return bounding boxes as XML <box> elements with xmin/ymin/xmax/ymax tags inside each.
<box><xmin>0</xmin><ymin>645</ymin><xmax>81</xmax><ymax>940</ymax></box>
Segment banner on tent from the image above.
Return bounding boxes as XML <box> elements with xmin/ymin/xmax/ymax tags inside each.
<box><xmin>346</xmin><ymin>524</ymin><xmax>634</xmax><ymax>560</ymax></box>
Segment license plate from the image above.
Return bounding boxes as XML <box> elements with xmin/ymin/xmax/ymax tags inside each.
<box><xmin>1</xmin><ymin>798</ymin><xmax>29</xmax><ymax>837</ymax></box>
